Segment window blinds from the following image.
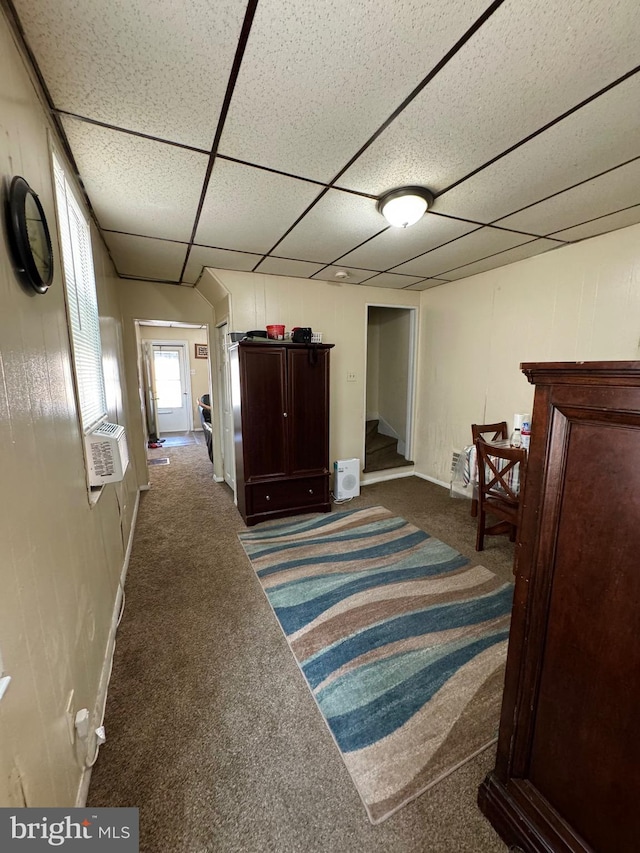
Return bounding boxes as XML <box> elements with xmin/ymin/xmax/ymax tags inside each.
<box><xmin>53</xmin><ymin>155</ymin><xmax>107</xmax><ymax>433</ymax></box>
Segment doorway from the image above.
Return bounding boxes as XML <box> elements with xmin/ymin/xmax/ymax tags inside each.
<box><xmin>136</xmin><ymin>320</ymin><xmax>213</xmax><ymax>474</ymax></box>
<box><xmin>151</xmin><ymin>341</ymin><xmax>192</xmax><ymax>433</ymax></box>
<box><xmin>364</xmin><ymin>305</ymin><xmax>417</xmax><ymax>473</ymax></box>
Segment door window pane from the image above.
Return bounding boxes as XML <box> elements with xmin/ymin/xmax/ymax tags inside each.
<box><xmin>154</xmin><ymin>351</ymin><xmax>183</xmax><ymax>408</ymax></box>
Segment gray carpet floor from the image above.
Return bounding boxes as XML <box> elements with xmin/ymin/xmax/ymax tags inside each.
<box><xmin>88</xmin><ymin>444</ymin><xmax>511</xmax><ymax>852</ymax></box>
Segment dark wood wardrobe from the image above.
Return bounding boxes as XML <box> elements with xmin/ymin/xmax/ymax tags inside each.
<box><xmin>229</xmin><ymin>340</ymin><xmax>334</xmax><ymax>526</ymax></box>
<box><xmin>478</xmin><ymin>361</ymin><xmax>640</xmax><ymax>852</ymax></box>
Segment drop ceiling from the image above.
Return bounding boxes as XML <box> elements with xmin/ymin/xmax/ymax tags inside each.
<box><xmin>9</xmin><ymin>0</ymin><xmax>640</xmax><ymax>290</ymax></box>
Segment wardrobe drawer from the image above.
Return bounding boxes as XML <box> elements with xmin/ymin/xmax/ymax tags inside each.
<box><xmin>249</xmin><ymin>476</ymin><xmax>328</xmax><ymax>514</ymax></box>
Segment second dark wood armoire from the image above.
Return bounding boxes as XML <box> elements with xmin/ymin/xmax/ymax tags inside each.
<box><xmin>229</xmin><ymin>340</ymin><xmax>334</xmax><ymax>526</ymax></box>
<box><xmin>478</xmin><ymin>361</ymin><xmax>640</xmax><ymax>853</ymax></box>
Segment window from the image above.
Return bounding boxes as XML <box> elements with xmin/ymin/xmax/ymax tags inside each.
<box><xmin>52</xmin><ymin>154</ymin><xmax>107</xmax><ymax>433</ymax></box>
<box><xmin>154</xmin><ymin>350</ymin><xmax>183</xmax><ymax>408</ymax></box>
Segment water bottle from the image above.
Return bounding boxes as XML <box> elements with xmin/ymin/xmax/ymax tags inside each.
<box><xmin>521</xmin><ymin>420</ymin><xmax>531</xmax><ymax>450</ymax></box>
<box><xmin>510</xmin><ymin>428</ymin><xmax>522</xmax><ymax>448</ymax></box>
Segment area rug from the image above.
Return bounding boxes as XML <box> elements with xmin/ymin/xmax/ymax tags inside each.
<box><xmin>238</xmin><ymin>505</ymin><xmax>512</xmax><ymax>824</ymax></box>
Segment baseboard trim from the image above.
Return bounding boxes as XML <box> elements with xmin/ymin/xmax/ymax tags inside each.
<box><xmin>214</xmin><ymin>475</ymin><xmax>224</xmax><ymax>483</ymax></box>
<box><xmin>361</xmin><ymin>468</ymin><xmax>415</xmax><ymax>486</ymax></box>
<box><xmin>139</xmin><ymin>483</ymin><xmax>151</xmax><ymax>491</ymax></box>
<box><xmin>414</xmin><ymin>471</ymin><xmax>450</xmax><ymax>490</ymax></box>
<box><xmin>75</xmin><ymin>487</ymin><xmax>141</xmax><ymax>807</ymax></box>
<box><xmin>119</xmin><ymin>489</ymin><xmax>140</xmax><ymax>589</ymax></box>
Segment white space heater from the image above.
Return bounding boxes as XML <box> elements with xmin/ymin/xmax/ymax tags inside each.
<box><xmin>334</xmin><ymin>458</ymin><xmax>360</xmax><ymax>500</ymax></box>
<box><xmin>85</xmin><ymin>422</ymin><xmax>129</xmax><ymax>486</ymax></box>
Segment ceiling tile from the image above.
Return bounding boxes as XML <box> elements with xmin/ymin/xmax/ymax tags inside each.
<box><xmin>195</xmin><ymin>160</ymin><xmax>320</xmax><ymax>254</ymax></box>
<box><xmin>362</xmin><ymin>273</ymin><xmax>424</xmax><ymax>289</ymax></box>
<box><xmin>311</xmin><ymin>266</ymin><xmax>378</xmax><ymax>284</ymax></box>
<box><xmin>274</xmin><ymin>189</ymin><xmax>386</xmax><ymax>263</ymax></box>
<box><xmin>435</xmin><ymin>74</ymin><xmax>640</xmax><ymax>223</ymax></box>
<box><xmin>15</xmin><ymin>0</ymin><xmax>248</xmax><ymax>148</ymax></box>
<box><xmin>438</xmin><ymin>238</ymin><xmax>561</xmax><ymax>281</ymax></box>
<box><xmin>392</xmin><ymin>227</ymin><xmax>531</xmax><ymax>277</ymax></box>
<box><xmin>103</xmin><ymin>232</ymin><xmax>186</xmax><ymax>281</ymax></box>
<box><xmin>61</xmin><ymin>117</ymin><xmax>208</xmax><ymax>240</ymax></box>
<box><xmin>338</xmin><ymin>213</ymin><xmax>478</xmax><ymax>270</ymax></box>
<box><xmin>495</xmin><ymin>158</ymin><xmax>640</xmax><ymax>235</ymax></box>
<box><xmin>182</xmin><ymin>245</ymin><xmax>262</xmax><ymax>284</ymax></box>
<box><xmin>339</xmin><ymin>0</ymin><xmax>640</xmax><ymax>196</ymax></box>
<box><xmin>218</xmin><ymin>0</ymin><xmax>490</xmax><ymax>181</ymax></box>
<box><xmin>256</xmin><ymin>257</ymin><xmax>326</xmax><ymax>278</ymax></box>
<box><xmin>549</xmin><ymin>205</ymin><xmax>640</xmax><ymax>242</ymax></box>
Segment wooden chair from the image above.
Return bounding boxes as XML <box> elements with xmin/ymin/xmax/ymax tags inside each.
<box><xmin>469</xmin><ymin>422</ymin><xmax>508</xmax><ymax>516</ymax></box>
<box><xmin>475</xmin><ymin>437</ymin><xmax>527</xmax><ymax>552</ymax></box>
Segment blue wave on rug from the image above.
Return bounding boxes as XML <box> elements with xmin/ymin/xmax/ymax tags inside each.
<box><xmin>238</xmin><ymin>505</ymin><xmax>512</xmax><ymax>824</ymax></box>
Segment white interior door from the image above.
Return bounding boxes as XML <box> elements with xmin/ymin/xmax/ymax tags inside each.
<box><xmin>152</xmin><ymin>342</ymin><xmax>191</xmax><ymax>433</ymax></box>
<box><xmin>217</xmin><ymin>324</ymin><xmax>236</xmax><ymax>490</ymax></box>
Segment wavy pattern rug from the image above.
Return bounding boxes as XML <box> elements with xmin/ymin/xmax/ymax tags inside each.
<box><xmin>238</xmin><ymin>505</ymin><xmax>512</xmax><ymax>824</ymax></box>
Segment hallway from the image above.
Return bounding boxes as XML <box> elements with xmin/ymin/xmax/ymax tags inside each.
<box><xmin>88</xmin><ymin>445</ymin><xmax>510</xmax><ymax>852</ymax></box>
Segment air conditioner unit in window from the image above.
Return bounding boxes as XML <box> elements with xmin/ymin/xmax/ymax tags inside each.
<box><xmin>85</xmin><ymin>422</ymin><xmax>129</xmax><ymax>486</ymax></box>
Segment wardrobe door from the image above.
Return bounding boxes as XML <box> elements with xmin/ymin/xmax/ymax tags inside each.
<box><xmin>530</xmin><ymin>423</ymin><xmax>640</xmax><ymax>852</ymax></box>
<box><xmin>287</xmin><ymin>347</ymin><xmax>330</xmax><ymax>476</ymax></box>
<box><xmin>240</xmin><ymin>346</ymin><xmax>288</xmax><ymax>479</ymax></box>
<box><xmin>509</xmin><ymin>399</ymin><xmax>640</xmax><ymax>852</ymax></box>
<box><xmin>479</xmin><ymin>362</ymin><xmax>640</xmax><ymax>853</ymax></box>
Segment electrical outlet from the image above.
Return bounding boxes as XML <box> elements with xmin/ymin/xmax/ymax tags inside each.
<box><xmin>65</xmin><ymin>690</ymin><xmax>75</xmax><ymax>744</ymax></box>
<box><xmin>346</xmin><ymin>371</ymin><xmax>357</xmax><ymax>382</ymax></box>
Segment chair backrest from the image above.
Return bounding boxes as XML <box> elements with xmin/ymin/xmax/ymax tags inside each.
<box><xmin>471</xmin><ymin>421</ymin><xmax>508</xmax><ymax>444</ymax></box>
<box><xmin>476</xmin><ymin>438</ymin><xmax>527</xmax><ymax>508</ymax></box>
<box><xmin>198</xmin><ymin>393</ymin><xmax>211</xmax><ymax>426</ymax></box>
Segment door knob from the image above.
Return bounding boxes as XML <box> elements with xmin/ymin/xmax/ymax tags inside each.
<box><xmin>283</xmin><ymin>412</ymin><xmax>288</xmax><ymax>417</ymax></box>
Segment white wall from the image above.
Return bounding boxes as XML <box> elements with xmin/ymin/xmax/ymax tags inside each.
<box><xmin>375</xmin><ymin>307</ymin><xmax>411</xmax><ymax>440</ymax></box>
<box><xmin>0</xmin><ymin>9</ymin><xmax>138</xmax><ymax>806</ymax></box>
<box><xmin>207</xmin><ymin>269</ymin><xmax>421</xmax><ymax>468</ymax></box>
<box><xmin>415</xmin><ymin>224</ymin><xmax>640</xmax><ymax>484</ymax></box>
<box><xmin>366</xmin><ymin>315</ymin><xmax>380</xmax><ymax>419</ymax></box>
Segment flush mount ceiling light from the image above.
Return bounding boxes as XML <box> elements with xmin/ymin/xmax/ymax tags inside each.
<box><xmin>376</xmin><ymin>186</ymin><xmax>434</xmax><ymax>228</ymax></box>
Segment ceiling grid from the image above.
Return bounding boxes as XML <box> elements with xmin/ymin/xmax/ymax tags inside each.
<box><xmin>7</xmin><ymin>0</ymin><xmax>640</xmax><ymax>289</ymax></box>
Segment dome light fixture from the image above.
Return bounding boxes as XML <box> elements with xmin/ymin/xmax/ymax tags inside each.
<box><xmin>376</xmin><ymin>186</ymin><xmax>434</xmax><ymax>228</ymax></box>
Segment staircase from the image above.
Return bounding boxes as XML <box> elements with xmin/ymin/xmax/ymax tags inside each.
<box><xmin>364</xmin><ymin>419</ymin><xmax>412</xmax><ymax>473</ymax></box>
